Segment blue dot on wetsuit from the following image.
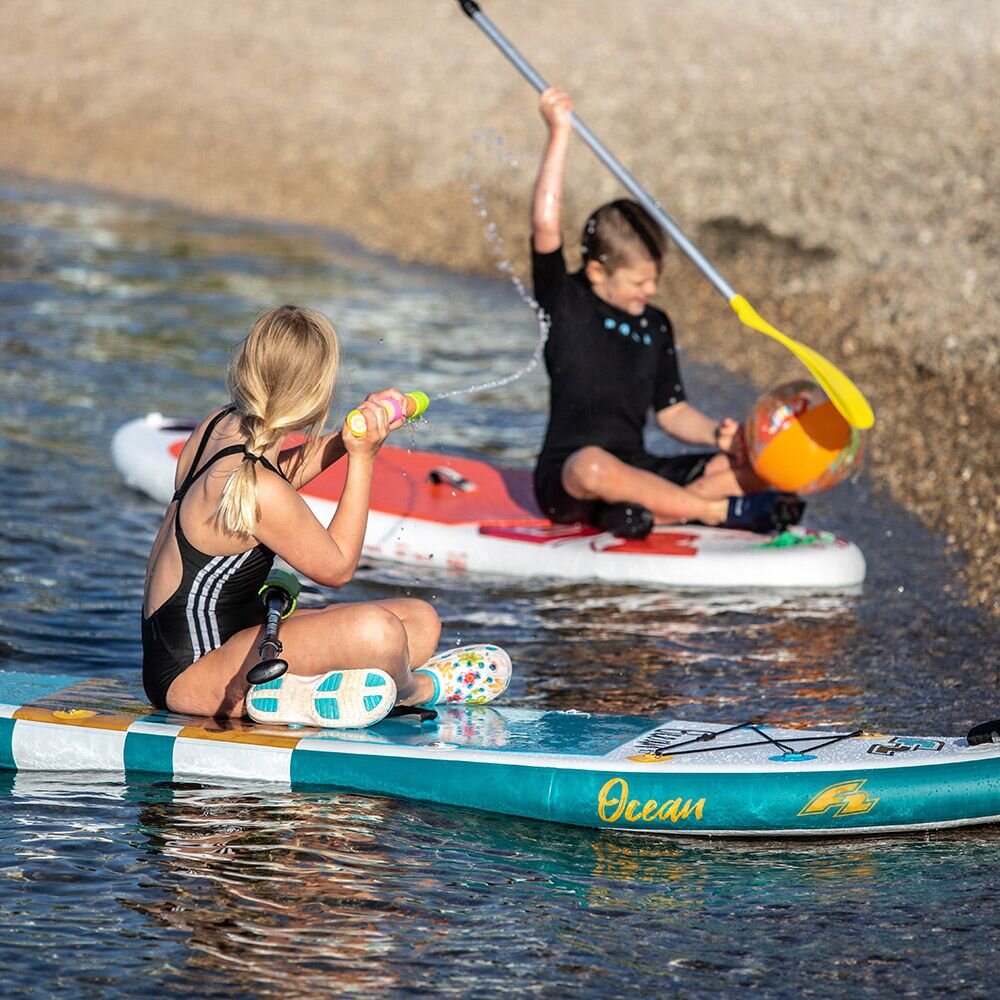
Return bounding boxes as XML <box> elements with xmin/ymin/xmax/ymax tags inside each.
<box><xmin>619</xmin><ymin>322</ymin><xmax>630</xmax><ymax>335</ymax></box>
<box><xmin>604</xmin><ymin>318</ymin><xmax>616</xmax><ymax>330</ymax></box>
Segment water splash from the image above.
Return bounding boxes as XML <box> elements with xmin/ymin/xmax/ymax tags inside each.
<box><xmin>434</xmin><ymin>131</ymin><xmax>550</xmax><ymax>403</ymax></box>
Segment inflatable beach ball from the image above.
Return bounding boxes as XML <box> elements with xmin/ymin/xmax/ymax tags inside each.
<box><xmin>745</xmin><ymin>380</ymin><xmax>866</xmax><ymax>495</ymax></box>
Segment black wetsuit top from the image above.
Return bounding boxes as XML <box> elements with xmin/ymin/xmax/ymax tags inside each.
<box><xmin>141</xmin><ymin>409</ymin><xmax>287</xmax><ymax>709</ymax></box>
<box><xmin>532</xmin><ymin>245</ymin><xmax>706</xmax><ymax>522</ymax></box>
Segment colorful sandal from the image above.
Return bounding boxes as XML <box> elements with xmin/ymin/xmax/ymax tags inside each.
<box><xmin>414</xmin><ymin>644</ymin><xmax>512</xmax><ymax>706</ymax></box>
<box><xmin>246</xmin><ymin>669</ymin><xmax>397</xmax><ymax>729</ymax></box>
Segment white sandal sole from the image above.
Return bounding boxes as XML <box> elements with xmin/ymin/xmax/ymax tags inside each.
<box><xmin>246</xmin><ymin>669</ymin><xmax>397</xmax><ymax>729</ymax></box>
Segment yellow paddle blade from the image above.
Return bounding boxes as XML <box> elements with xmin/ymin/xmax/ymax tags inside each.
<box><xmin>729</xmin><ymin>295</ymin><xmax>875</xmax><ymax>429</ymax></box>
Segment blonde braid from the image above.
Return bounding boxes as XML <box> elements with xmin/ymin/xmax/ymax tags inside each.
<box><xmin>215</xmin><ymin>305</ymin><xmax>340</xmax><ymax>537</ymax></box>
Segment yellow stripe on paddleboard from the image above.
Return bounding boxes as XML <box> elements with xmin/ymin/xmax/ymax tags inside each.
<box><xmin>176</xmin><ymin>724</ymin><xmax>303</xmax><ymax>751</ymax></box>
<box><xmin>13</xmin><ymin>706</ymin><xmax>133</xmax><ymax>732</ymax></box>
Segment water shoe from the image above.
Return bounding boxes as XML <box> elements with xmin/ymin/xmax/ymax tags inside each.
<box><xmin>723</xmin><ymin>491</ymin><xmax>806</xmax><ymax>534</ymax></box>
<box><xmin>595</xmin><ymin>502</ymin><xmax>654</xmax><ymax>539</ymax></box>
<box><xmin>246</xmin><ymin>669</ymin><xmax>397</xmax><ymax>728</ymax></box>
<box><xmin>414</xmin><ymin>644</ymin><xmax>512</xmax><ymax>706</ymax></box>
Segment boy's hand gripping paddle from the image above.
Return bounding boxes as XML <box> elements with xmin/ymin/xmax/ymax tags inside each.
<box><xmin>246</xmin><ymin>569</ymin><xmax>301</xmax><ymax>686</ymax></box>
<box><xmin>457</xmin><ymin>0</ymin><xmax>874</xmax><ymax>430</ymax></box>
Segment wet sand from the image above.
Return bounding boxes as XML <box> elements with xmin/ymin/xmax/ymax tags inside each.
<box><xmin>1</xmin><ymin>0</ymin><xmax>996</xmax><ymax>612</ymax></box>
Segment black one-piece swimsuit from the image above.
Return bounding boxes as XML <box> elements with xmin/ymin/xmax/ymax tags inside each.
<box><xmin>141</xmin><ymin>410</ymin><xmax>288</xmax><ymax>709</ymax></box>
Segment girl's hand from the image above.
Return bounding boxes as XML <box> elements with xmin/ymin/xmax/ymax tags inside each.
<box><xmin>539</xmin><ymin>87</ymin><xmax>574</xmax><ymax>133</ymax></box>
<box><xmin>364</xmin><ymin>388</ymin><xmax>409</xmax><ymax>430</ymax></box>
<box><xmin>342</xmin><ymin>398</ymin><xmax>391</xmax><ymax>458</ymax></box>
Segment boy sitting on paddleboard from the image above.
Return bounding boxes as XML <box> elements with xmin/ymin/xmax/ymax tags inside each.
<box><xmin>531</xmin><ymin>88</ymin><xmax>804</xmax><ymax>539</ymax></box>
<box><xmin>142</xmin><ymin>305</ymin><xmax>511</xmax><ymax>727</ymax></box>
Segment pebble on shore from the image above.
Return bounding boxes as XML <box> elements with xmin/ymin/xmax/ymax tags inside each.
<box><xmin>0</xmin><ymin>0</ymin><xmax>996</xmax><ymax>613</ymax></box>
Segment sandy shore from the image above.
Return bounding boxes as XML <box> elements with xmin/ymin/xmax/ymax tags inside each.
<box><xmin>1</xmin><ymin>0</ymin><xmax>997</xmax><ymax>612</ymax></box>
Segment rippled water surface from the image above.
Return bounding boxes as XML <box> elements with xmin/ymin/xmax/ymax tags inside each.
<box><xmin>1</xmin><ymin>174</ymin><xmax>998</xmax><ymax>997</ymax></box>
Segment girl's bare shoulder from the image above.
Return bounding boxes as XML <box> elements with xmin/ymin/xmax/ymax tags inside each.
<box><xmin>174</xmin><ymin>406</ymin><xmax>237</xmax><ymax>479</ymax></box>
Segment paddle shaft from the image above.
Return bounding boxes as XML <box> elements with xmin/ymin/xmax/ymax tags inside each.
<box><xmin>457</xmin><ymin>0</ymin><xmax>876</xmax><ymax>430</ymax></box>
<box><xmin>247</xmin><ymin>570</ymin><xmax>301</xmax><ymax>686</ymax></box>
<box><xmin>257</xmin><ymin>589</ymin><xmax>287</xmax><ymax>661</ymax></box>
<box><xmin>457</xmin><ymin>0</ymin><xmax>734</xmax><ymax>300</ymax></box>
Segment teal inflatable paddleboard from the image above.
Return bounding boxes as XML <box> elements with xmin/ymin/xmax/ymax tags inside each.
<box><xmin>2</xmin><ymin>671</ymin><xmax>998</xmax><ymax>837</ymax></box>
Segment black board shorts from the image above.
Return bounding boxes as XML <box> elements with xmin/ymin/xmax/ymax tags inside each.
<box><xmin>534</xmin><ymin>450</ymin><xmax>715</xmax><ymax>526</ymax></box>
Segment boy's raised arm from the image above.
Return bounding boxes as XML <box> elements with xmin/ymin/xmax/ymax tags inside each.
<box><xmin>532</xmin><ymin>87</ymin><xmax>574</xmax><ymax>253</ymax></box>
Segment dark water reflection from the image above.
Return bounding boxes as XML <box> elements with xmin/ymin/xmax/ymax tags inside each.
<box><xmin>1</xmin><ymin>174</ymin><xmax>997</xmax><ymax>995</ymax></box>
<box><xmin>3</xmin><ymin>774</ymin><xmax>999</xmax><ymax>998</ymax></box>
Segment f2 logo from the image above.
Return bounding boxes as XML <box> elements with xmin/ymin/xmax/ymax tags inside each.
<box><xmin>868</xmin><ymin>736</ymin><xmax>944</xmax><ymax>757</ymax></box>
<box><xmin>798</xmin><ymin>779</ymin><xmax>879</xmax><ymax>818</ymax></box>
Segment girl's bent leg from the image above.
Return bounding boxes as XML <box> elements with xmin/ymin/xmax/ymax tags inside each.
<box><xmin>369</xmin><ymin>598</ymin><xmax>441</xmax><ymax>668</ymax></box>
<box><xmin>165</xmin><ymin>600</ymin><xmax>434</xmax><ymax>718</ymax></box>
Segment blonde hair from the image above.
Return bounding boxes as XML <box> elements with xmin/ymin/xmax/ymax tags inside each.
<box><xmin>581</xmin><ymin>199</ymin><xmax>666</xmax><ymax>274</ymax></box>
<box><xmin>217</xmin><ymin>304</ymin><xmax>340</xmax><ymax>536</ymax></box>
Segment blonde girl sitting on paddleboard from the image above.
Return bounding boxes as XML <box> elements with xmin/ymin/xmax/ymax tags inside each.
<box><xmin>142</xmin><ymin>304</ymin><xmax>511</xmax><ymax>727</ymax></box>
<box><xmin>531</xmin><ymin>87</ymin><xmax>804</xmax><ymax>539</ymax></box>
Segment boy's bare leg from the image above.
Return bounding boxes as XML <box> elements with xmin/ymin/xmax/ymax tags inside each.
<box><xmin>562</xmin><ymin>446</ymin><xmax>767</xmax><ymax>526</ymax></box>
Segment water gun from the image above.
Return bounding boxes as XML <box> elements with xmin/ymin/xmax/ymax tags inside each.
<box><xmin>346</xmin><ymin>391</ymin><xmax>429</xmax><ymax>437</ymax></box>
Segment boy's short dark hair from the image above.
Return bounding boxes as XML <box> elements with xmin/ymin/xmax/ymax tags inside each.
<box><xmin>580</xmin><ymin>199</ymin><xmax>667</xmax><ymax>273</ymax></box>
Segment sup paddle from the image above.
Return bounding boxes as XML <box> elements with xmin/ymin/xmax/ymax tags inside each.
<box><xmin>246</xmin><ymin>568</ymin><xmax>301</xmax><ymax>686</ymax></box>
<box><xmin>457</xmin><ymin>0</ymin><xmax>875</xmax><ymax>430</ymax></box>
<box><xmin>967</xmin><ymin>720</ymin><xmax>1000</xmax><ymax>747</ymax></box>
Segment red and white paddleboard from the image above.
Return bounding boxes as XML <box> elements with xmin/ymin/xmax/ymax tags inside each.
<box><xmin>111</xmin><ymin>414</ymin><xmax>866</xmax><ymax>589</ymax></box>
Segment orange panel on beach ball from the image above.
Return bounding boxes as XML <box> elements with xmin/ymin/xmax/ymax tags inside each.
<box><xmin>745</xmin><ymin>380</ymin><xmax>867</xmax><ymax>495</ymax></box>
<box><xmin>753</xmin><ymin>401</ymin><xmax>850</xmax><ymax>492</ymax></box>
